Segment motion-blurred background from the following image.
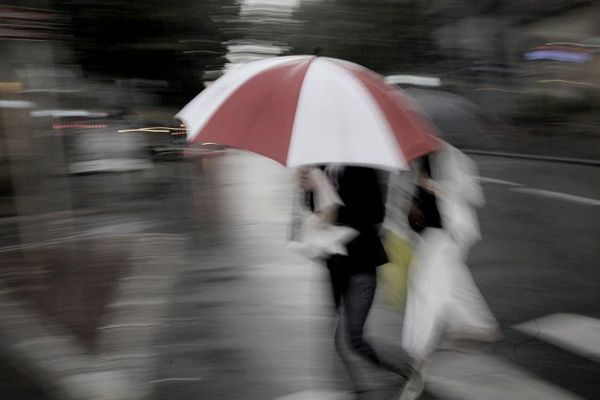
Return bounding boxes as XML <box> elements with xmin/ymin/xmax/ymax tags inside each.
<box><xmin>0</xmin><ymin>1</ymin><xmax>599</xmax><ymax>400</ymax></box>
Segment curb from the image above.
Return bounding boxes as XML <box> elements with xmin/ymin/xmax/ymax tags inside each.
<box><xmin>463</xmin><ymin>149</ymin><xmax>600</xmax><ymax>166</ymax></box>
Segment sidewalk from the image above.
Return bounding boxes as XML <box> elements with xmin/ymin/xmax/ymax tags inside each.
<box><xmin>0</xmin><ymin>149</ymin><xmax>597</xmax><ymax>400</ymax></box>
<box><xmin>0</xmin><ymin>234</ymin><xmax>185</xmax><ymax>400</ymax></box>
<box><xmin>0</xmin><ymin>156</ymin><xmax>195</xmax><ymax>399</ymax></box>
<box><xmin>0</xmin><ymin>141</ymin><xmax>226</xmax><ymax>399</ymax></box>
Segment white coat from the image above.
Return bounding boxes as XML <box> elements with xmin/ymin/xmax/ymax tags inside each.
<box><xmin>401</xmin><ymin>142</ymin><xmax>498</xmax><ymax>361</ymax></box>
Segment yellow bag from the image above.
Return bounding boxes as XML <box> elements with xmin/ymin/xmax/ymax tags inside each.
<box><xmin>378</xmin><ymin>230</ymin><xmax>413</xmax><ymax>313</ymax></box>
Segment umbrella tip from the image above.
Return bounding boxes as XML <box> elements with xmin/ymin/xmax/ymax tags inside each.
<box><xmin>312</xmin><ymin>47</ymin><xmax>321</xmax><ymax>56</ymax></box>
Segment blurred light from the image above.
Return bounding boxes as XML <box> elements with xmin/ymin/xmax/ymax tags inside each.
<box><xmin>537</xmin><ymin>80</ymin><xmax>596</xmax><ymax>87</ymax></box>
<box><xmin>118</xmin><ymin>127</ymin><xmax>187</xmax><ymax>134</ymax></box>
<box><xmin>21</xmin><ymin>89</ymin><xmax>80</xmax><ymax>93</ymax></box>
<box><xmin>224</xmin><ymin>42</ymin><xmax>286</xmax><ymax>67</ymax></box>
<box><xmin>31</xmin><ymin>110</ymin><xmax>109</xmax><ymax>118</ymax></box>
<box><xmin>545</xmin><ymin>42</ymin><xmax>600</xmax><ymax>49</ymax></box>
<box><xmin>474</xmin><ymin>88</ymin><xmax>527</xmax><ymax>94</ymax></box>
<box><xmin>0</xmin><ymin>100</ymin><xmax>34</xmax><ymax>108</ymax></box>
<box><xmin>226</xmin><ymin>44</ymin><xmax>285</xmax><ymax>55</ymax></box>
<box><xmin>0</xmin><ymin>82</ymin><xmax>23</xmax><ymax>93</ymax></box>
<box><xmin>524</xmin><ymin>50</ymin><xmax>592</xmax><ymax>63</ymax></box>
<box><xmin>219</xmin><ymin>0</ymin><xmax>293</xmax><ymax>86</ymax></box>
<box><xmin>68</xmin><ymin>159</ymin><xmax>152</xmax><ymax>174</ymax></box>
<box><xmin>384</xmin><ymin>75</ymin><xmax>441</xmax><ymax>87</ymax></box>
<box><xmin>53</xmin><ymin>123</ymin><xmax>107</xmax><ymax>129</ymax></box>
<box><xmin>183</xmin><ymin>146</ymin><xmax>225</xmax><ymax>158</ymax></box>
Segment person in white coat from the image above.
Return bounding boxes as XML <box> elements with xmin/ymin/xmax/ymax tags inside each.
<box><xmin>397</xmin><ymin>141</ymin><xmax>499</xmax><ymax>400</ymax></box>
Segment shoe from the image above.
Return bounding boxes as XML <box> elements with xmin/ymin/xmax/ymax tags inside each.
<box><xmin>397</xmin><ymin>369</ymin><xmax>424</xmax><ymax>400</ymax></box>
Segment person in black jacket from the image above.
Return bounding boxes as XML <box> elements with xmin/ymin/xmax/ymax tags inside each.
<box><xmin>303</xmin><ymin>165</ymin><xmax>406</xmax><ymax>393</ymax></box>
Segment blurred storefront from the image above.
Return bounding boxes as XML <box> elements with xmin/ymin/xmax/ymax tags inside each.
<box><xmin>0</xmin><ymin>3</ymin><xmax>74</xmax><ymax>246</ymax></box>
<box><xmin>514</xmin><ymin>3</ymin><xmax>600</xmax><ymax>121</ymax></box>
<box><xmin>429</xmin><ymin>0</ymin><xmax>600</xmax><ymax>123</ymax></box>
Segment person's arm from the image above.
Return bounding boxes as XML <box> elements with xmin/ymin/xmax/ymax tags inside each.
<box><xmin>310</xmin><ymin>168</ymin><xmax>342</xmax><ymax>225</ymax></box>
<box><xmin>297</xmin><ymin>168</ymin><xmax>342</xmax><ymax>225</ymax></box>
<box><xmin>417</xmin><ymin>173</ymin><xmax>449</xmax><ymax>198</ymax></box>
<box><xmin>430</xmin><ymin>143</ymin><xmax>485</xmax><ymax>207</ymax></box>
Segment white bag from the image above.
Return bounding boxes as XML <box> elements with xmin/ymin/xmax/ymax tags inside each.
<box><xmin>288</xmin><ymin>211</ymin><xmax>358</xmax><ymax>259</ymax></box>
<box><xmin>401</xmin><ymin>229</ymin><xmax>498</xmax><ymax>359</ymax></box>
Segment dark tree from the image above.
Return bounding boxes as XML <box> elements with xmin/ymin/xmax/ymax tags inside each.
<box><xmin>56</xmin><ymin>0</ymin><xmax>241</xmax><ymax>102</ymax></box>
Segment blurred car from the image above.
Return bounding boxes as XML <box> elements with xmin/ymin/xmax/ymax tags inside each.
<box><xmin>386</xmin><ymin>80</ymin><xmax>502</xmax><ymax>149</ymax></box>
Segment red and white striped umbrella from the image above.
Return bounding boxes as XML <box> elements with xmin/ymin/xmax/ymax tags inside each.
<box><xmin>177</xmin><ymin>55</ymin><xmax>439</xmax><ymax>170</ymax></box>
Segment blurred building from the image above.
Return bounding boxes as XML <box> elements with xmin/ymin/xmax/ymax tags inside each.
<box><xmin>515</xmin><ymin>3</ymin><xmax>600</xmax><ymax>115</ymax></box>
<box><xmin>0</xmin><ymin>2</ymin><xmax>74</xmax><ymax>235</ymax></box>
<box><xmin>208</xmin><ymin>0</ymin><xmax>298</xmax><ymax>85</ymax></box>
<box><xmin>428</xmin><ymin>0</ymin><xmax>600</xmax><ymax>121</ymax></box>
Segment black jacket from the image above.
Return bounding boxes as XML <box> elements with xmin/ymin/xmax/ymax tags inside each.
<box><xmin>330</xmin><ymin>166</ymin><xmax>388</xmax><ymax>272</ymax></box>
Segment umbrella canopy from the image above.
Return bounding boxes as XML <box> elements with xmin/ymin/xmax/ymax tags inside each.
<box><xmin>402</xmin><ymin>88</ymin><xmax>491</xmax><ymax>137</ymax></box>
<box><xmin>177</xmin><ymin>55</ymin><xmax>439</xmax><ymax>170</ymax></box>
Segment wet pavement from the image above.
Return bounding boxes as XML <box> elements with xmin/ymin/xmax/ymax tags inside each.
<box><xmin>148</xmin><ymin>151</ymin><xmax>599</xmax><ymax>400</ymax></box>
<box><xmin>150</xmin><ymin>153</ymin><xmax>355</xmax><ymax>399</ymax></box>
<box><xmin>0</xmin><ymin>358</ymin><xmax>51</xmax><ymax>400</ymax></box>
<box><xmin>0</xmin><ymin>148</ymin><xmax>599</xmax><ymax>399</ymax></box>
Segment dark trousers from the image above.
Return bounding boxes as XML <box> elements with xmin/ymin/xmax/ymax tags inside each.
<box><xmin>328</xmin><ymin>255</ymin><xmax>381</xmax><ymax>366</ymax></box>
<box><xmin>327</xmin><ymin>255</ymin><xmax>408</xmax><ymax>384</ymax></box>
